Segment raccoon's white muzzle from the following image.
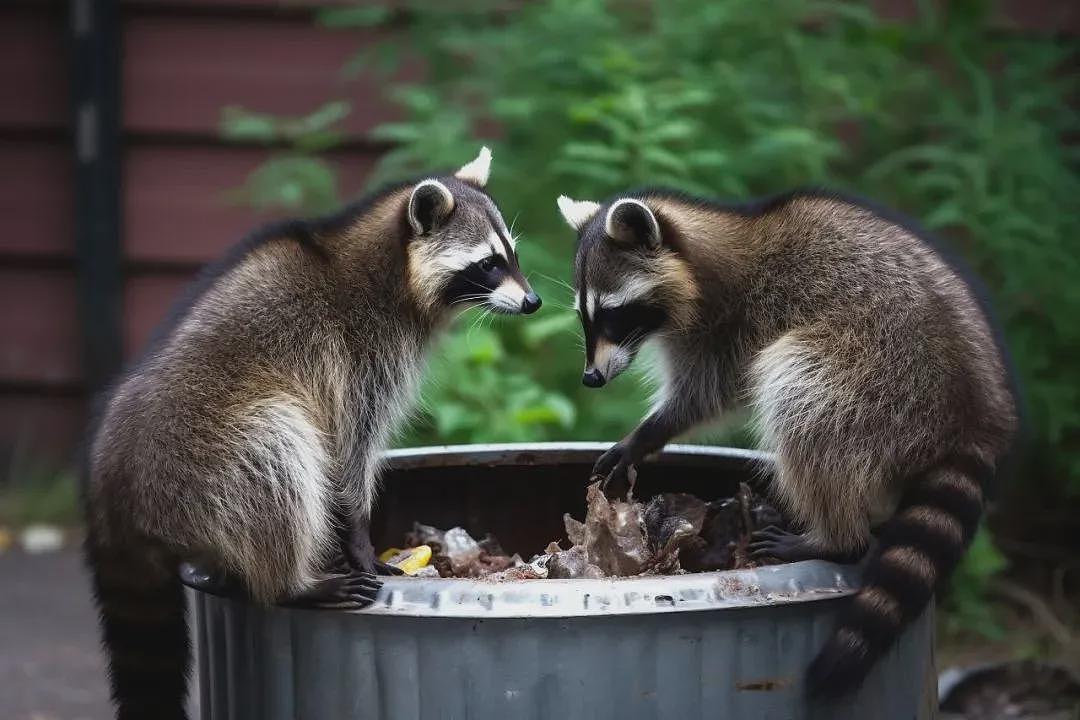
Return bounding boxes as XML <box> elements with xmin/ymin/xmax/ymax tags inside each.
<box><xmin>584</xmin><ymin>339</ymin><xmax>632</xmax><ymax>387</ymax></box>
<box><xmin>489</xmin><ymin>279</ymin><xmax>542</xmax><ymax>315</ymax></box>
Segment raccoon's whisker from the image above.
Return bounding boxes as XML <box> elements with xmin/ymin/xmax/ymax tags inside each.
<box><xmin>452</xmin><ymin>293</ymin><xmax>490</xmax><ymax>306</ymax></box>
<box><xmin>548</xmin><ymin>300</ymin><xmax>576</xmax><ymax>312</ymax></box>
<box><xmin>537</xmin><ymin>273</ymin><xmax>575</xmax><ymax>295</ymax></box>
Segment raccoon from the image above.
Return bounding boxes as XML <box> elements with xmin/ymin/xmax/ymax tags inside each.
<box><xmin>558</xmin><ymin>188</ymin><xmax>1017</xmax><ymax>697</ymax></box>
<box><xmin>85</xmin><ymin>147</ymin><xmax>540</xmax><ymax>720</ymax></box>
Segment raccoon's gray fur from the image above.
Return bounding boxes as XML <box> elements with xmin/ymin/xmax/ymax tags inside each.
<box><xmin>85</xmin><ymin>148</ymin><xmax>540</xmax><ymax>720</ymax></box>
<box><xmin>558</xmin><ymin>188</ymin><xmax>1017</xmax><ymax>698</ymax></box>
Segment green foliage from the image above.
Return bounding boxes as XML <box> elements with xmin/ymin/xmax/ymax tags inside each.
<box><xmin>941</xmin><ymin>527</ymin><xmax>1009</xmax><ymax>640</ymax></box>
<box><xmin>220</xmin><ymin>103</ymin><xmax>351</xmax><ymax>212</ymax></box>
<box><xmin>398</xmin><ymin>326</ymin><xmax>578</xmax><ymax>445</ymax></box>
<box><xmin>0</xmin><ymin>463</ymin><xmax>79</xmax><ymax>526</ymax></box>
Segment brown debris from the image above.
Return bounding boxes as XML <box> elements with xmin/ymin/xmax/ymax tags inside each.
<box><xmin>391</xmin><ymin>478</ymin><xmax>790</xmax><ymax>580</ymax></box>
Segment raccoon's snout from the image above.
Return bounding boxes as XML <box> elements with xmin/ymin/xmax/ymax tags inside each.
<box><xmin>582</xmin><ymin>368</ymin><xmax>606</xmax><ymax>388</ymax></box>
<box><xmin>522</xmin><ymin>292</ymin><xmax>542</xmax><ymax>314</ymax></box>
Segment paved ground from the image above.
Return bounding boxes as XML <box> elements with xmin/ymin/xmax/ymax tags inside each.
<box><xmin>0</xmin><ymin>548</ymin><xmax>111</xmax><ymax>720</ymax></box>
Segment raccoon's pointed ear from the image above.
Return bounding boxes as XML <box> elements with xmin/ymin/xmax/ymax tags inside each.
<box><xmin>455</xmin><ymin>146</ymin><xmax>492</xmax><ymax>187</ymax></box>
<box><xmin>407</xmin><ymin>179</ymin><xmax>455</xmax><ymax>235</ymax></box>
<box><xmin>605</xmin><ymin>198</ymin><xmax>661</xmax><ymax>250</ymax></box>
<box><xmin>556</xmin><ymin>195</ymin><xmax>600</xmax><ymax>231</ymax></box>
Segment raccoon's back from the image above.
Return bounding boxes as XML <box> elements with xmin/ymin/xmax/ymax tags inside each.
<box><xmin>750</xmin><ymin>195</ymin><xmax>1016</xmax><ymax>456</ymax></box>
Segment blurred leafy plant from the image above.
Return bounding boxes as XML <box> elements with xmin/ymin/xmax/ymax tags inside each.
<box><xmin>400</xmin><ymin>326</ymin><xmax>578</xmax><ymax>444</ymax></box>
<box><xmin>221</xmin><ymin>102</ymin><xmax>351</xmax><ymax>212</ymax></box>
<box><xmin>941</xmin><ymin>526</ymin><xmax>1009</xmax><ymax>639</ymax></box>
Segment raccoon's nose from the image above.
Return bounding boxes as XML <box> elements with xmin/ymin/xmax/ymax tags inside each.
<box><xmin>582</xmin><ymin>368</ymin><xmax>606</xmax><ymax>388</ymax></box>
<box><xmin>521</xmin><ymin>292</ymin><xmax>542</xmax><ymax>314</ymax></box>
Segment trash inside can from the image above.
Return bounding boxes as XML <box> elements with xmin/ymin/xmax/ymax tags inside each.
<box><xmin>183</xmin><ymin>443</ymin><xmax>936</xmax><ymax>719</ymax></box>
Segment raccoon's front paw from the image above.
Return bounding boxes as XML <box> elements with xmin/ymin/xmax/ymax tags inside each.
<box><xmin>590</xmin><ymin>443</ymin><xmax>634</xmax><ymax>499</ymax></box>
<box><xmin>282</xmin><ymin>572</ymin><xmax>383</xmax><ymax>610</ymax></box>
<box><xmin>345</xmin><ymin>539</ymin><xmax>404</xmax><ymax>577</ymax></box>
<box><xmin>748</xmin><ymin>527</ymin><xmax>864</xmax><ymax>564</ymax></box>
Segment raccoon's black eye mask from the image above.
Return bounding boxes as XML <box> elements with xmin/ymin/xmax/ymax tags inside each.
<box><xmin>442</xmin><ymin>254</ymin><xmax>510</xmax><ymax>304</ymax></box>
<box><xmin>586</xmin><ymin>302</ymin><xmax>667</xmax><ymax>345</ymax></box>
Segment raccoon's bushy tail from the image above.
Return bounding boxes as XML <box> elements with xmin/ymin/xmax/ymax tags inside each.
<box><xmin>86</xmin><ymin>535</ymin><xmax>190</xmax><ymax>720</ymax></box>
<box><xmin>806</xmin><ymin>454</ymin><xmax>988</xmax><ymax>698</ymax></box>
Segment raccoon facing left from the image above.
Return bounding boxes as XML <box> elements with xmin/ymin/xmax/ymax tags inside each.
<box><xmin>85</xmin><ymin>147</ymin><xmax>539</xmax><ymax>720</ymax></box>
<box><xmin>557</xmin><ymin>188</ymin><xmax>1017</xmax><ymax>699</ymax></box>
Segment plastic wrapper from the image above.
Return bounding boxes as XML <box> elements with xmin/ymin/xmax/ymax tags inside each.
<box><xmin>443</xmin><ymin>526</ymin><xmax>481</xmax><ymax>575</ymax></box>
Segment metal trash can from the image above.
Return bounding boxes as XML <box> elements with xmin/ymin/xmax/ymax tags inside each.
<box><xmin>184</xmin><ymin>443</ymin><xmax>936</xmax><ymax>719</ymax></box>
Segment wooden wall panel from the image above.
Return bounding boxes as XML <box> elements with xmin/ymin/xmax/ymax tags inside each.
<box><xmin>122</xmin><ymin>15</ymin><xmax>407</xmax><ymax>137</ymax></box>
<box><xmin>123</xmin><ymin>144</ymin><xmax>379</xmax><ymax>264</ymax></box>
<box><xmin>0</xmin><ymin>140</ymin><xmax>73</xmax><ymax>258</ymax></box>
<box><xmin>123</xmin><ymin>271</ymin><xmax>197</xmax><ymax>358</ymax></box>
<box><xmin>0</xmin><ymin>8</ymin><xmax>68</xmax><ymax>130</ymax></box>
<box><xmin>0</xmin><ymin>269</ymin><xmax>80</xmax><ymax>386</ymax></box>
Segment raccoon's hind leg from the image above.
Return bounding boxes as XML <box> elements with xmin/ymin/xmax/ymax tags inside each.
<box><xmin>748</xmin><ymin>331</ymin><xmax>879</xmax><ymax>563</ymax></box>
<box><xmin>212</xmin><ymin>396</ymin><xmax>386</xmax><ymax>607</ymax></box>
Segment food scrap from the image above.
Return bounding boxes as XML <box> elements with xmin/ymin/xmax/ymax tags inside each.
<box><xmin>381</xmin><ymin>480</ymin><xmax>790</xmax><ymax>581</ymax></box>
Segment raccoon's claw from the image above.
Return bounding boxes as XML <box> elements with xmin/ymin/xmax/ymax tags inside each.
<box><xmin>590</xmin><ymin>444</ymin><xmax>635</xmax><ymax>499</ymax></box>
<box><xmin>749</xmin><ymin>527</ymin><xmax>863</xmax><ymax>564</ymax></box>
<box><xmin>283</xmin><ymin>572</ymin><xmax>382</xmax><ymax>610</ymax></box>
<box><xmin>749</xmin><ymin>526</ymin><xmax>816</xmax><ymax>562</ymax></box>
<box><xmin>599</xmin><ymin>460</ymin><xmax>634</xmax><ymax>499</ymax></box>
<box><xmin>590</xmin><ymin>443</ymin><xmax>626</xmax><ymax>481</ymax></box>
<box><xmin>374</xmin><ymin>560</ymin><xmax>405</xmax><ymax>576</ymax></box>
<box><xmin>343</xmin><ymin>538</ymin><xmax>404</xmax><ymax>576</ymax></box>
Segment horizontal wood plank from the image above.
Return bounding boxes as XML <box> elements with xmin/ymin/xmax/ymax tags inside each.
<box><xmin>123</xmin><ymin>143</ymin><xmax>380</xmax><ymax>264</ymax></box>
<box><xmin>123</xmin><ymin>271</ymin><xmax>197</xmax><ymax>359</ymax></box>
<box><xmin>123</xmin><ymin>14</ymin><xmax>412</xmax><ymax>137</ymax></box>
<box><xmin>0</xmin><ymin>140</ymin><xmax>73</xmax><ymax>258</ymax></box>
<box><xmin>0</xmin><ymin>8</ymin><xmax>68</xmax><ymax>130</ymax></box>
<box><xmin>0</xmin><ymin>269</ymin><xmax>80</xmax><ymax>386</ymax></box>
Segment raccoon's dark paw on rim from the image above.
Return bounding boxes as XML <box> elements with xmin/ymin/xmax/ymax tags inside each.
<box><xmin>374</xmin><ymin>560</ymin><xmax>405</xmax><ymax>576</ymax></box>
<box><xmin>749</xmin><ymin>526</ymin><xmax>821</xmax><ymax>562</ymax></box>
<box><xmin>749</xmin><ymin>527</ymin><xmax>864</xmax><ymax>564</ymax></box>
<box><xmin>345</xmin><ymin>542</ymin><xmax>405</xmax><ymax>576</ymax></box>
<box><xmin>282</xmin><ymin>572</ymin><xmax>383</xmax><ymax>610</ymax></box>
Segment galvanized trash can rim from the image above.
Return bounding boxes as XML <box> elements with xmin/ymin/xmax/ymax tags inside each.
<box><xmin>183</xmin><ymin>443</ymin><xmax>863</xmax><ymax>619</ymax></box>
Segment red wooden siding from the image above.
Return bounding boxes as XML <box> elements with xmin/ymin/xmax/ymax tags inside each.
<box><xmin>0</xmin><ymin>9</ymin><xmax>69</xmax><ymax>131</ymax></box>
<box><xmin>124</xmin><ymin>272</ymin><xmax>196</xmax><ymax>357</ymax></box>
<box><xmin>123</xmin><ymin>145</ymin><xmax>379</xmax><ymax>263</ymax></box>
<box><xmin>0</xmin><ymin>270</ymin><xmax>80</xmax><ymax>387</ymax></box>
<box><xmin>123</xmin><ymin>16</ymin><xmax>406</xmax><ymax>138</ymax></box>
<box><xmin>0</xmin><ymin>141</ymin><xmax>73</xmax><ymax>259</ymax></box>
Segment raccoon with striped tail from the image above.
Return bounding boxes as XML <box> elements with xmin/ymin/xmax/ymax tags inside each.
<box><xmin>557</xmin><ymin>189</ymin><xmax>1017</xmax><ymax>698</ymax></box>
<box><xmin>85</xmin><ymin>147</ymin><xmax>540</xmax><ymax>720</ymax></box>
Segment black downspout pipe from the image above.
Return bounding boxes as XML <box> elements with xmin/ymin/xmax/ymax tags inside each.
<box><xmin>70</xmin><ymin>0</ymin><xmax>123</xmax><ymax>401</ymax></box>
